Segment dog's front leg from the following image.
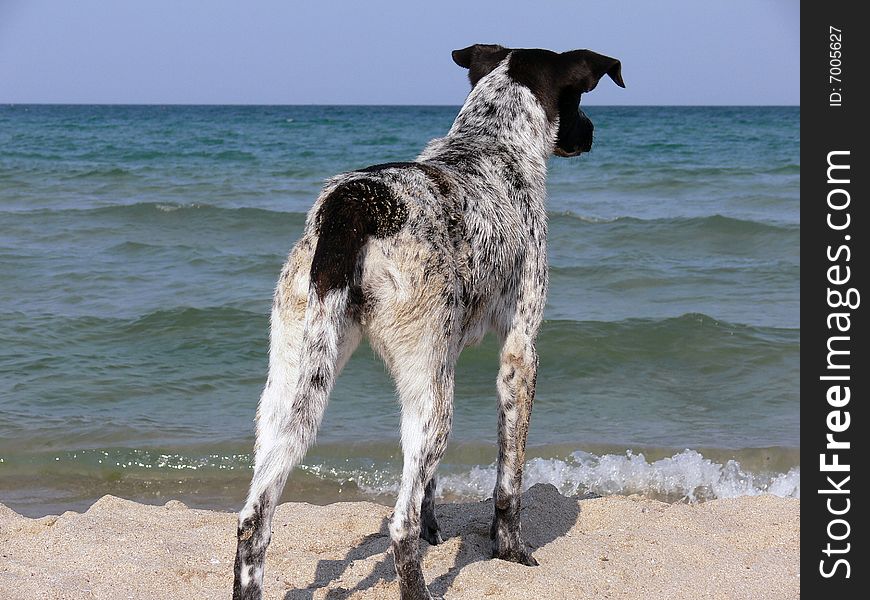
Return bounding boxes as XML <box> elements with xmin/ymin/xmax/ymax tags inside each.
<box><xmin>491</xmin><ymin>330</ymin><xmax>539</xmax><ymax>566</ymax></box>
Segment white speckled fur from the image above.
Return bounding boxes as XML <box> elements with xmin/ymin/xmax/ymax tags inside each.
<box><xmin>235</xmin><ymin>53</ymin><xmax>571</xmax><ymax>600</ymax></box>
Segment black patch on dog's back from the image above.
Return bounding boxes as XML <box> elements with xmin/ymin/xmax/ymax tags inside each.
<box><xmin>355</xmin><ymin>161</ymin><xmax>415</xmax><ymax>173</ymax></box>
<box><xmin>356</xmin><ymin>161</ymin><xmax>453</xmax><ymax>197</ymax></box>
<box><xmin>310</xmin><ymin>179</ymin><xmax>408</xmax><ymax>299</ymax></box>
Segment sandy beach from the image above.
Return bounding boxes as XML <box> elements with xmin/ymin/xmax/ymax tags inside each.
<box><xmin>0</xmin><ymin>484</ymin><xmax>798</xmax><ymax>599</ymax></box>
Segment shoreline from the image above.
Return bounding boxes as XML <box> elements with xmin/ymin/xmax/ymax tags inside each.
<box><xmin>0</xmin><ymin>483</ymin><xmax>799</xmax><ymax>599</ymax></box>
<box><xmin>0</xmin><ymin>443</ymin><xmax>801</xmax><ymax>519</ymax></box>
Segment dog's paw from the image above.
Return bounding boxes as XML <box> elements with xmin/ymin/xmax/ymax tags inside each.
<box><xmin>493</xmin><ymin>546</ymin><xmax>539</xmax><ymax>567</ymax></box>
<box><xmin>420</xmin><ymin>523</ymin><xmax>444</xmax><ymax>546</ymax></box>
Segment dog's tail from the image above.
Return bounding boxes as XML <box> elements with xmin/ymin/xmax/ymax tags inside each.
<box><xmin>294</xmin><ymin>176</ymin><xmax>410</xmax><ymax>433</ymax></box>
<box><xmin>290</xmin><ymin>176</ymin><xmax>408</xmax><ymax>437</ymax></box>
<box><xmin>310</xmin><ymin>177</ymin><xmax>408</xmax><ymax>298</ymax></box>
<box><xmin>253</xmin><ymin>178</ymin><xmax>408</xmax><ymax>488</ymax></box>
<box><xmin>252</xmin><ymin>178</ymin><xmax>408</xmax><ymax>488</ymax></box>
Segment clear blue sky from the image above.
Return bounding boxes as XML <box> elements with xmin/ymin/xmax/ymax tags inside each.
<box><xmin>0</xmin><ymin>0</ymin><xmax>799</xmax><ymax>105</ymax></box>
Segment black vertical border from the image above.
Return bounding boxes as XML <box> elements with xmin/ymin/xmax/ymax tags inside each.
<box><xmin>802</xmin><ymin>2</ymin><xmax>867</xmax><ymax>595</ymax></box>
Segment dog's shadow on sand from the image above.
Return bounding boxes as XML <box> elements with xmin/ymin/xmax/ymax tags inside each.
<box><xmin>283</xmin><ymin>483</ymin><xmax>583</xmax><ymax>600</ymax></box>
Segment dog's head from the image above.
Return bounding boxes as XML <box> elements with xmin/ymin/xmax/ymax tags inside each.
<box><xmin>452</xmin><ymin>44</ymin><xmax>625</xmax><ymax>156</ymax></box>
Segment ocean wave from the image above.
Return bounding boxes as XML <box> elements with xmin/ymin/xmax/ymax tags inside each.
<box><xmin>547</xmin><ymin>213</ymin><xmax>799</xmax><ymax>262</ymax></box>
<box><xmin>455</xmin><ymin>314</ymin><xmax>797</xmax><ymax>390</ymax></box>
<box><xmin>330</xmin><ymin>449</ymin><xmax>801</xmax><ymax>503</ymax></box>
<box><xmin>548</xmin><ymin>212</ymin><xmax>798</xmax><ymax>234</ymax></box>
<box><xmin>434</xmin><ymin>450</ymin><xmax>800</xmax><ymax>502</ymax></box>
<box><xmin>540</xmin><ymin>313</ymin><xmax>797</xmax><ymax>345</ymax></box>
<box><xmin>548</xmin><ymin>261</ymin><xmax>799</xmax><ymax>280</ymax></box>
<box><xmin>548</xmin><ymin>211</ymin><xmax>621</xmax><ymax>224</ymax></box>
<box><xmin>105</xmin><ymin>240</ymin><xmax>201</xmax><ymax>254</ymax></box>
<box><xmin>120</xmin><ymin>305</ymin><xmax>265</xmax><ymax>335</ymax></box>
<box><xmin>763</xmin><ymin>164</ymin><xmax>800</xmax><ymax>175</ymax></box>
<box><xmin>0</xmin><ymin>447</ymin><xmax>799</xmax><ymax>505</ymax></box>
<box><xmin>0</xmin><ymin>306</ymin><xmax>267</xmax><ymax>357</ymax></box>
<box><xmin>3</xmin><ymin>202</ymin><xmax>310</xmax><ymax>228</ymax></box>
<box><xmin>94</xmin><ymin>201</ymin><xmax>303</xmax><ymax>220</ymax></box>
<box><xmin>62</xmin><ymin>166</ymin><xmax>138</xmax><ymax>180</ymax></box>
<box><xmin>76</xmin><ymin>148</ymin><xmax>262</xmax><ymax>162</ymax></box>
<box><xmin>6</xmin><ymin>202</ymin><xmax>796</xmax><ymax>237</ymax></box>
<box><xmin>310</xmin><ymin>449</ymin><xmax>793</xmax><ymax>502</ymax></box>
<box><xmin>528</xmin><ymin>314</ymin><xmax>798</xmax><ymax>379</ymax></box>
<box><xmin>4</xmin><ymin>307</ymin><xmax>797</xmax><ymax>381</ymax></box>
<box><xmin>13</xmin><ymin>308</ymin><xmax>796</xmax><ymax>354</ymax></box>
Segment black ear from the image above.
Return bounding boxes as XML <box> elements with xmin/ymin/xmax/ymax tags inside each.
<box><xmin>561</xmin><ymin>49</ymin><xmax>625</xmax><ymax>92</ymax></box>
<box><xmin>452</xmin><ymin>43</ymin><xmax>511</xmax><ymax>87</ymax></box>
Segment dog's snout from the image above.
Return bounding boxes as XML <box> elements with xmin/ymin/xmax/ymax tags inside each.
<box><xmin>554</xmin><ymin>110</ymin><xmax>594</xmax><ymax>157</ymax></box>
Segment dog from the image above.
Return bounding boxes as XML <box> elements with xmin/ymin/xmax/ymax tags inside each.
<box><xmin>233</xmin><ymin>43</ymin><xmax>624</xmax><ymax>600</ymax></box>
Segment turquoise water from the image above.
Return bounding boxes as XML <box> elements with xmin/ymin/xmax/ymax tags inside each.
<box><xmin>0</xmin><ymin>105</ymin><xmax>799</xmax><ymax>516</ymax></box>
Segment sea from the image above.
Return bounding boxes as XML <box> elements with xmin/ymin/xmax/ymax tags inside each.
<box><xmin>0</xmin><ymin>105</ymin><xmax>800</xmax><ymax>517</ymax></box>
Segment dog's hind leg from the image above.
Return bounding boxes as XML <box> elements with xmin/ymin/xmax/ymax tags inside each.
<box><xmin>380</xmin><ymin>336</ymin><xmax>454</xmax><ymax>600</ymax></box>
<box><xmin>490</xmin><ymin>328</ymin><xmax>540</xmax><ymax>566</ymax></box>
<box><xmin>233</xmin><ymin>285</ymin><xmax>361</xmax><ymax>600</ymax></box>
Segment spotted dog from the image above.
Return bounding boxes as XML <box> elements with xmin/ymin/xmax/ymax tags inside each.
<box><xmin>233</xmin><ymin>44</ymin><xmax>624</xmax><ymax>600</ymax></box>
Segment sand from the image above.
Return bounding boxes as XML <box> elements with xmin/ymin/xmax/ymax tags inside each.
<box><xmin>0</xmin><ymin>484</ymin><xmax>798</xmax><ymax>599</ymax></box>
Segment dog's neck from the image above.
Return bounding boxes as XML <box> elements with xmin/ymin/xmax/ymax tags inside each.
<box><xmin>419</xmin><ymin>60</ymin><xmax>556</xmax><ymax>183</ymax></box>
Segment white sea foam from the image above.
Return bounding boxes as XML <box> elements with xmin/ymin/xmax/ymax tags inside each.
<box><xmin>355</xmin><ymin>449</ymin><xmax>800</xmax><ymax>502</ymax></box>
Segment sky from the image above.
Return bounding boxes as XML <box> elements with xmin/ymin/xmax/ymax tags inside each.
<box><xmin>0</xmin><ymin>0</ymin><xmax>799</xmax><ymax>105</ymax></box>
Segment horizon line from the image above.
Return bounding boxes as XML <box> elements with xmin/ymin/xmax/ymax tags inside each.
<box><xmin>1</xmin><ymin>102</ymin><xmax>800</xmax><ymax>108</ymax></box>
